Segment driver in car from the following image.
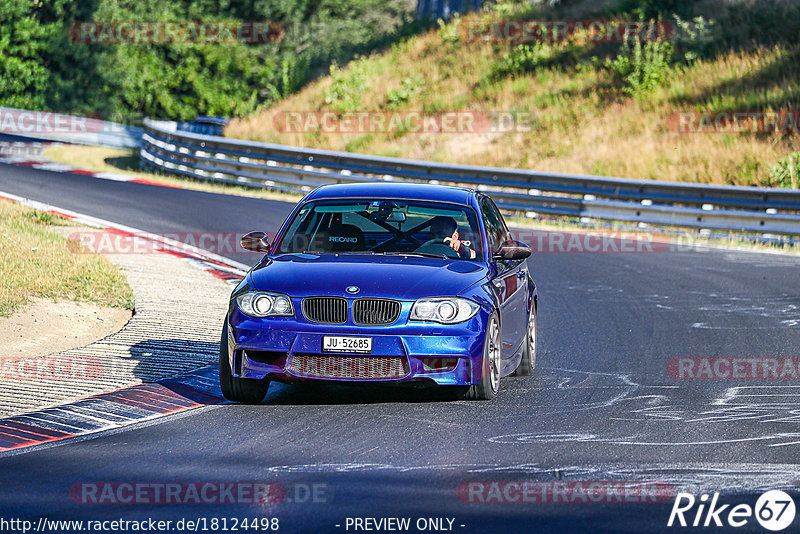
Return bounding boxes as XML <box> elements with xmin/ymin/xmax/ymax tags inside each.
<box><xmin>429</xmin><ymin>216</ymin><xmax>477</xmax><ymax>259</ymax></box>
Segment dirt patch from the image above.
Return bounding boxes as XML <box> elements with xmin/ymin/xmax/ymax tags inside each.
<box><xmin>0</xmin><ymin>298</ymin><xmax>132</xmax><ymax>360</ymax></box>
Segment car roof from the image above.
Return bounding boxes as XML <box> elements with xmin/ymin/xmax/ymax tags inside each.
<box><xmin>303</xmin><ymin>183</ymin><xmax>477</xmax><ymax>206</ymax></box>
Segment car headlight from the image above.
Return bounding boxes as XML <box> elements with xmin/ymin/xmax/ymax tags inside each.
<box><xmin>236</xmin><ymin>291</ymin><xmax>294</xmax><ymax>318</ymax></box>
<box><xmin>410</xmin><ymin>297</ymin><xmax>480</xmax><ymax>324</ymax></box>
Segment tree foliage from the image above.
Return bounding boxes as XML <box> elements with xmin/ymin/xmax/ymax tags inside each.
<box><xmin>0</xmin><ymin>0</ymin><xmax>415</xmax><ymax>121</ymax></box>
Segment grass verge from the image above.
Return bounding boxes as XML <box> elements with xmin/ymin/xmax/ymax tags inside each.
<box><xmin>0</xmin><ymin>199</ymin><xmax>135</xmax><ymax>317</ymax></box>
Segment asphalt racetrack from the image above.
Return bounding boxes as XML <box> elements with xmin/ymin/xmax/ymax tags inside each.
<box><xmin>1</xmin><ymin>162</ymin><xmax>799</xmax><ymax>533</ymax></box>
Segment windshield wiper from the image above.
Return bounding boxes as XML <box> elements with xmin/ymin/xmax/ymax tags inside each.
<box><xmin>378</xmin><ymin>252</ymin><xmax>449</xmax><ymax>259</ymax></box>
<box><xmin>300</xmin><ymin>251</ymin><xmax>380</xmax><ymax>255</ymax></box>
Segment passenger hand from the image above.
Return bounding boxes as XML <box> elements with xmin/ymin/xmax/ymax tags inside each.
<box><xmin>444</xmin><ymin>230</ymin><xmax>462</xmax><ymax>252</ymax></box>
<box><xmin>444</xmin><ymin>231</ymin><xmax>475</xmax><ymax>258</ymax></box>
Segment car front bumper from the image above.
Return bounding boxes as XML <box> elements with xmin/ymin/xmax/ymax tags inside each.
<box><xmin>226</xmin><ymin>305</ymin><xmax>489</xmax><ymax>386</ymax></box>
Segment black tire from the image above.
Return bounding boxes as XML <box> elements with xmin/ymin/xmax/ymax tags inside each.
<box><xmin>512</xmin><ymin>303</ymin><xmax>537</xmax><ymax>377</ymax></box>
<box><xmin>219</xmin><ymin>323</ymin><xmax>269</xmax><ymax>404</ymax></box>
<box><xmin>462</xmin><ymin>312</ymin><xmax>501</xmax><ymax>401</ymax></box>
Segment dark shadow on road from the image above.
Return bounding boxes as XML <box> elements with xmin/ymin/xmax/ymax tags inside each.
<box><xmin>128</xmin><ymin>338</ymin><xmax>219</xmax><ymax>385</ymax></box>
<box><xmin>263</xmin><ymin>378</ymin><xmax>494</xmax><ymax>405</ymax></box>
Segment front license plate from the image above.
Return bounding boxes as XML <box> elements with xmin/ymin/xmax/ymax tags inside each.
<box><xmin>322</xmin><ymin>336</ymin><xmax>372</xmax><ymax>354</ymax></box>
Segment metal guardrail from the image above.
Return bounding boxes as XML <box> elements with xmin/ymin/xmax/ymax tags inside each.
<box><xmin>0</xmin><ymin>107</ymin><xmax>141</xmax><ymax>148</ymax></box>
<box><xmin>141</xmin><ymin>117</ymin><xmax>800</xmax><ymax>235</ymax></box>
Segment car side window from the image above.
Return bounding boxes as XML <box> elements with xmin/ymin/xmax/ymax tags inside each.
<box><xmin>481</xmin><ymin>197</ymin><xmax>508</xmax><ymax>254</ymax></box>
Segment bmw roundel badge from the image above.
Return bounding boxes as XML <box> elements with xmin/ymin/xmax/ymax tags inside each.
<box><xmin>346</xmin><ymin>286</ymin><xmax>360</xmax><ymax>294</ymax></box>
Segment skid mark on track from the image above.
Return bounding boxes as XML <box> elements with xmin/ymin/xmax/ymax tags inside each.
<box><xmin>491</xmin><ymin>367</ymin><xmax>800</xmax><ymax>450</ymax></box>
<box><xmin>503</xmin><ymin>366</ymin><xmax>641</xmax><ymax>417</ymax></box>
<box><xmin>689</xmin><ymin>295</ymin><xmax>800</xmax><ymax>329</ymax></box>
<box><xmin>487</xmin><ymin>431</ymin><xmax>800</xmax><ymax>447</ymax></box>
<box><xmin>561</xmin><ymin>383</ymin><xmax>800</xmax><ymax>449</ymax></box>
<box><xmin>721</xmin><ymin>252</ymin><xmax>800</xmax><ymax>267</ymax></box>
<box><xmin>613</xmin><ymin>385</ymin><xmax>800</xmax><ymax>426</ymax></box>
<box><xmin>554</xmin><ymin>280</ymin><xmax>800</xmax><ymax>329</ymax></box>
<box><xmin>249</xmin><ymin>461</ymin><xmax>800</xmax><ymax>493</ymax></box>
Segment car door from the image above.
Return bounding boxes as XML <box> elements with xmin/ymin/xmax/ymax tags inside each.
<box><xmin>480</xmin><ymin>197</ymin><xmax>528</xmax><ymax>361</ymax></box>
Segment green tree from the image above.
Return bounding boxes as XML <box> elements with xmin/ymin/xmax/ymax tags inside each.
<box><xmin>0</xmin><ymin>0</ymin><xmax>58</xmax><ymax>109</ymax></box>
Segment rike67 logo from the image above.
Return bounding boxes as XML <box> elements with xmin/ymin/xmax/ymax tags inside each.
<box><xmin>668</xmin><ymin>490</ymin><xmax>796</xmax><ymax>531</ymax></box>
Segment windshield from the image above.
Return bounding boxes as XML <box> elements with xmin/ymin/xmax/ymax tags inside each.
<box><xmin>275</xmin><ymin>199</ymin><xmax>483</xmax><ymax>260</ymax></box>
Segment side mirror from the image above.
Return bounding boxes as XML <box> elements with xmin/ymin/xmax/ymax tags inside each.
<box><xmin>241</xmin><ymin>231</ymin><xmax>271</xmax><ymax>253</ymax></box>
<box><xmin>493</xmin><ymin>240</ymin><xmax>531</xmax><ymax>261</ymax></box>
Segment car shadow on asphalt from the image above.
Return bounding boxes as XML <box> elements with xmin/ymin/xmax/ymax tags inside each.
<box><xmin>128</xmin><ymin>339</ymin><xmax>473</xmax><ymax>406</ymax></box>
<box><xmin>128</xmin><ymin>339</ymin><xmax>220</xmax><ymax>382</ymax></box>
<box><xmin>263</xmin><ymin>380</ymin><xmax>468</xmax><ymax>405</ymax></box>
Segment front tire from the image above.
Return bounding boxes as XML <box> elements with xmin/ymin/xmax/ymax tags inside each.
<box><xmin>219</xmin><ymin>323</ymin><xmax>269</xmax><ymax>404</ymax></box>
<box><xmin>463</xmin><ymin>312</ymin><xmax>502</xmax><ymax>400</ymax></box>
<box><xmin>512</xmin><ymin>303</ymin><xmax>537</xmax><ymax>376</ymax></box>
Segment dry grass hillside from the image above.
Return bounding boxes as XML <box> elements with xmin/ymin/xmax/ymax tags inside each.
<box><xmin>227</xmin><ymin>0</ymin><xmax>800</xmax><ymax>187</ymax></box>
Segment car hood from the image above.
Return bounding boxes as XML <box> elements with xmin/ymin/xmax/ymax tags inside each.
<box><xmin>248</xmin><ymin>254</ymin><xmax>488</xmax><ymax>300</ymax></box>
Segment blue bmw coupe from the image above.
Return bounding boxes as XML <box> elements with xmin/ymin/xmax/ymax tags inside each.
<box><xmin>220</xmin><ymin>183</ymin><xmax>537</xmax><ymax>402</ymax></box>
